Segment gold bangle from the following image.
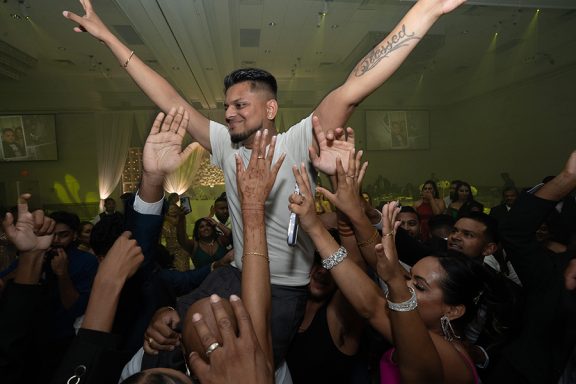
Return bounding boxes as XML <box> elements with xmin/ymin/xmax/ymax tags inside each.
<box><xmin>242</xmin><ymin>251</ymin><xmax>269</xmax><ymax>264</ymax></box>
<box><xmin>382</xmin><ymin>231</ymin><xmax>395</xmax><ymax>238</ymax></box>
<box><xmin>357</xmin><ymin>229</ymin><xmax>380</xmax><ymax>248</ymax></box>
<box><xmin>122</xmin><ymin>50</ymin><xmax>135</xmax><ymax>68</ymax></box>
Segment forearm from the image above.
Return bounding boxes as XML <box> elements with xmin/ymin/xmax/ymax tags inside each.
<box><xmin>176</xmin><ymin>217</ymin><xmax>194</xmax><ymax>253</ymax></box>
<box><xmin>99</xmin><ymin>33</ymin><xmax>210</xmax><ymax>147</ymax></box>
<box><xmin>13</xmin><ymin>250</ymin><xmax>45</xmax><ymax>284</ymax></box>
<box><xmin>57</xmin><ymin>274</ymin><xmax>80</xmax><ymax>310</ymax></box>
<box><xmin>314</xmin><ymin>0</ymin><xmax>445</xmax><ymax>128</ymax></box>
<box><xmin>308</xmin><ymin>223</ymin><xmax>386</xmax><ymax>323</ymax></box>
<box><xmin>429</xmin><ymin>199</ymin><xmax>445</xmax><ymax>215</ymax></box>
<box><xmin>349</xmin><ymin>211</ymin><xmax>381</xmax><ymax>269</ymax></box>
<box><xmin>139</xmin><ymin>171</ymin><xmax>165</xmax><ymax>204</ymax></box>
<box><xmin>241</xmin><ymin>212</ymin><xmax>272</xmax><ymax>365</ymax></box>
<box><xmin>535</xmin><ymin>169</ymin><xmax>576</xmax><ymax>201</ymax></box>
<box><xmin>81</xmin><ymin>277</ymin><xmax>123</xmax><ymax>332</ymax></box>
<box><xmin>386</xmin><ymin>277</ymin><xmax>443</xmax><ymax>383</ymax></box>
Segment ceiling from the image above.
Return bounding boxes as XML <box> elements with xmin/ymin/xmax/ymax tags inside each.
<box><xmin>0</xmin><ymin>0</ymin><xmax>576</xmax><ymax>113</ymax></box>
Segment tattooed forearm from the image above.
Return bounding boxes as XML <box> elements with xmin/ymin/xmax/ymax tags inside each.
<box><xmin>354</xmin><ymin>24</ymin><xmax>420</xmax><ymax>77</ymax></box>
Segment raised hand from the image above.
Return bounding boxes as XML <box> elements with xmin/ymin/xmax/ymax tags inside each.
<box><xmin>62</xmin><ymin>0</ymin><xmax>114</xmax><ymax>41</ymax></box>
<box><xmin>2</xmin><ymin>194</ymin><xmax>55</xmax><ymax>252</ymax></box>
<box><xmin>143</xmin><ymin>107</ymin><xmax>197</xmax><ymax>179</ymax></box>
<box><xmin>235</xmin><ymin>129</ymin><xmax>286</xmax><ymax>208</ymax></box>
<box><xmin>317</xmin><ymin>149</ymin><xmax>367</xmax><ymax>221</ymax></box>
<box><xmin>98</xmin><ymin>231</ymin><xmax>144</xmax><ymax>282</ymax></box>
<box><xmin>375</xmin><ymin>202</ymin><xmax>404</xmax><ymax>284</ymax></box>
<box><xmin>309</xmin><ymin>116</ymin><xmax>355</xmax><ymax>176</ymax></box>
<box><xmin>290</xmin><ymin>163</ymin><xmax>322</xmax><ymax>233</ymax></box>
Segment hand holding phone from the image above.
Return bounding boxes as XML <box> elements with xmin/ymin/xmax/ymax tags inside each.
<box><xmin>180</xmin><ymin>196</ymin><xmax>192</xmax><ymax>215</ymax></box>
<box><xmin>287</xmin><ymin>184</ymin><xmax>300</xmax><ymax>246</ymax></box>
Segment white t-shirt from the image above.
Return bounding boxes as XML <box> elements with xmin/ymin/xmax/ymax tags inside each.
<box><xmin>210</xmin><ymin>115</ymin><xmax>316</xmax><ymax>286</ymax></box>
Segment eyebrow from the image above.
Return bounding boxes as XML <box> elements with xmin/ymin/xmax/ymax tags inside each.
<box><xmin>412</xmin><ymin>275</ymin><xmax>430</xmax><ymax>288</ymax></box>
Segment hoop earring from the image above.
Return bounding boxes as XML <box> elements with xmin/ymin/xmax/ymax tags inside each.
<box><xmin>440</xmin><ymin>315</ymin><xmax>460</xmax><ymax>342</ymax></box>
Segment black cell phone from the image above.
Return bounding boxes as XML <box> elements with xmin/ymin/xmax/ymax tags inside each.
<box><xmin>287</xmin><ymin>184</ymin><xmax>300</xmax><ymax>246</ymax></box>
<box><xmin>180</xmin><ymin>196</ymin><xmax>192</xmax><ymax>214</ymax></box>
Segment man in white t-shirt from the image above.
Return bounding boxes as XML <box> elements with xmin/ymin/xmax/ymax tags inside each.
<box><xmin>64</xmin><ymin>0</ymin><xmax>465</xmax><ymax>364</ymax></box>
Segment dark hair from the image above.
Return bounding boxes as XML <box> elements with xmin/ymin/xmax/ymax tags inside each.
<box><xmin>502</xmin><ymin>186</ymin><xmax>518</xmax><ymax>197</ymax></box>
<box><xmin>49</xmin><ymin>211</ymin><xmax>81</xmax><ymax>231</ymax></box>
<box><xmin>104</xmin><ymin>197</ymin><xmax>115</xmax><ymax>204</ymax></box>
<box><xmin>437</xmin><ymin>254</ymin><xmax>487</xmax><ymax>327</ymax></box>
<box><xmin>422</xmin><ymin>180</ymin><xmax>440</xmax><ymax>198</ymax></box>
<box><xmin>399</xmin><ymin>205</ymin><xmax>419</xmax><ymax>219</ymax></box>
<box><xmin>458</xmin><ymin>211</ymin><xmax>499</xmax><ymax>243</ymax></box>
<box><xmin>2</xmin><ymin>128</ymin><xmax>14</xmax><ymax>134</ymax></box>
<box><xmin>453</xmin><ymin>181</ymin><xmax>473</xmax><ymax>203</ymax></box>
<box><xmin>214</xmin><ymin>194</ymin><xmax>227</xmax><ymax>205</ymax></box>
<box><xmin>78</xmin><ymin>221</ymin><xmax>93</xmax><ymax>235</ymax></box>
<box><xmin>192</xmin><ymin>218</ymin><xmax>216</xmax><ymax>241</ymax></box>
<box><xmin>122</xmin><ymin>371</ymin><xmax>189</xmax><ymax>384</ymax></box>
<box><xmin>437</xmin><ymin>254</ymin><xmax>522</xmax><ymax>344</ymax></box>
<box><xmin>223</xmin><ymin>68</ymin><xmax>277</xmax><ymax>99</ymax></box>
<box><xmin>428</xmin><ymin>214</ymin><xmax>454</xmax><ymax>231</ymax></box>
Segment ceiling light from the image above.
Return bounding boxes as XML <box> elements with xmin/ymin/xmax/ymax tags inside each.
<box><xmin>268</xmin><ymin>21</ymin><xmax>276</xmax><ymax>27</ymax></box>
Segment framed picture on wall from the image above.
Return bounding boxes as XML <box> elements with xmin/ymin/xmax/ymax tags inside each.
<box><xmin>0</xmin><ymin>115</ymin><xmax>58</xmax><ymax>161</ymax></box>
<box><xmin>365</xmin><ymin>110</ymin><xmax>429</xmax><ymax>150</ymax></box>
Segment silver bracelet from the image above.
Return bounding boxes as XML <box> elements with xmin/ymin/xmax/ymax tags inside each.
<box><xmin>386</xmin><ymin>286</ymin><xmax>418</xmax><ymax>312</ymax></box>
<box><xmin>322</xmin><ymin>246</ymin><xmax>347</xmax><ymax>270</ymax></box>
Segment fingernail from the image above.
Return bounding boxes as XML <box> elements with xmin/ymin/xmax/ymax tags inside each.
<box><xmin>230</xmin><ymin>294</ymin><xmax>240</xmax><ymax>301</ymax></box>
<box><xmin>192</xmin><ymin>313</ymin><xmax>202</xmax><ymax>322</ymax></box>
<box><xmin>210</xmin><ymin>294</ymin><xmax>221</xmax><ymax>303</ymax></box>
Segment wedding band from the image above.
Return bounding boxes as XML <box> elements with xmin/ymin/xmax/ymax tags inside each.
<box><xmin>257</xmin><ymin>156</ymin><xmax>264</xmax><ymax>159</ymax></box>
<box><xmin>383</xmin><ymin>231</ymin><xmax>395</xmax><ymax>237</ymax></box>
<box><xmin>205</xmin><ymin>342</ymin><xmax>221</xmax><ymax>357</ymax></box>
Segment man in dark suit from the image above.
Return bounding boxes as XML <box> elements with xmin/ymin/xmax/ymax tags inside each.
<box><xmin>490</xmin><ymin>151</ymin><xmax>576</xmax><ymax>384</ymax></box>
<box><xmin>489</xmin><ymin>187</ymin><xmax>519</xmax><ymax>225</ymax></box>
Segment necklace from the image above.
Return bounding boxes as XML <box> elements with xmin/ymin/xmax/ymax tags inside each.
<box><xmin>200</xmin><ymin>239</ymin><xmax>217</xmax><ymax>255</ymax></box>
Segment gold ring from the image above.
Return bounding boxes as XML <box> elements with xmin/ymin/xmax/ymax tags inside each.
<box><xmin>205</xmin><ymin>342</ymin><xmax>221</xmax><ymax>357</ymax></box>
<box><xmin>257</xmin><ymin>156</ymin><xmax>264</xmax><ymax>159</ymax></box>
<box><xmin>383</xmin><ymin>231</ymin><xmax>395</xmax><ymax>237</ymax></box>
<box><xmin>148</xmin><ymin>337</ymin><xmax>153</xmax><ymax>345</ymax></box>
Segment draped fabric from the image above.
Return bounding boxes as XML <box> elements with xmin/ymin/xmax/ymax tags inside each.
<box><xmin>96</xmin><ymin>112</ymin><xmax>133</xmax><ymax>209</ymax></box>
<box><xmin>163</xmin><ymin>142</ymin><xmax>206</xmax><ymax>195</ymax></box>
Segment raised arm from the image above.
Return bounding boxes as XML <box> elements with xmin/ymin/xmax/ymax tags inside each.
<box><xmin>235</xmin><ymin>129</ymin><xmax>285</xmax><ymax>368</ymax></box>
<box><xmin>376</xmin><ymin>202</ymin><xmax>443</xmax><ymax>383</ymax></box>
<box><xmin>290</xmin><ymin>160</ymin><xmax>392</xmax><ymax>338</ymax></box>
<box><xmin>314</xmin><ymin>0</ymin><xmax>465</xmax><ymax>135</ymax></box>
<box><xmin>63</xmin><ymin>0</ymin><xmax>211</xmax><ymax>150</ymax></box>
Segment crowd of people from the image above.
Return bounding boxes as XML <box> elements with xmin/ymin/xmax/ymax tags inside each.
<box><xmin>1</xmin><ymin>0</ymin><xmax>575</xmax><ymax>383</ymax></box>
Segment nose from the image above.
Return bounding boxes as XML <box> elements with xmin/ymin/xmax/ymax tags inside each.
<box><xmin>225</xmin><ymin>105</ymin><xmax>236</xmax><ymax>120</ymax></box>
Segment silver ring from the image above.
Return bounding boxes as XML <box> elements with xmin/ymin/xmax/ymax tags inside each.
<box><xmin>205</xmin><ymin>342</ymin><xmax>221</xmax><ymax>357</ymax></box>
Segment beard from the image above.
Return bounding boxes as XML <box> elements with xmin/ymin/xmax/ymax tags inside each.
<box><xmin>229</xmin><ymin>125</ymin><xmax>261</xmax><ymax>144</ymax></box>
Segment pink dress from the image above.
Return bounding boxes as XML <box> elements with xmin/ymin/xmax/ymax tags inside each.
<box><xmin>379</xmin><ymin>347</ymin><xmax>479</xmax><ymax>384</ymax></box>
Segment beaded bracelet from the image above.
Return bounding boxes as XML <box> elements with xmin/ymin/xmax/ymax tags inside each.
<box><xmin>386</xmin><ymin>286</ymin><xmax>418</xmax><ymax>312</ymax></box>
<box><xmin>321</xmin><ymin>246</ymin><xmax>347</xmax><ymax>270</ymax></box>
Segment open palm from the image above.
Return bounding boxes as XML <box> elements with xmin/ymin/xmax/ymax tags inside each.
<box><xmin>143</xmin><ymin>108</ymin><xmax>197</xmax><ymax>177</ymax></box>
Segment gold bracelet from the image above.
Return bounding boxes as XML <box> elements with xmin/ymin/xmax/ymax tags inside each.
<box><xmin>123</xmin><ymin>50</ymin><xmax>135</xmax><ymax>68</ymax></box>
<box><xmin>357</xmin><ymin>229</ymin><xmax>380</xmax><ymax>248</ymax></box>
<box><xmin>242</xmin><ymin>251</ymin><xmax>269</xmax><ymax>264</ymax></box>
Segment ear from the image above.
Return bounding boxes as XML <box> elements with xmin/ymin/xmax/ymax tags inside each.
<box><xmin>444</xmin><ymin>303</ymin><xmax>466</xmax><ymax>321</ymax></box>
<box><xmin>481</xmin><ymin>242</ymin><xmax>498</xmax><ymax>256</ymax></box>
<box><xmin>266</xmin><ymin>99</ymin><xmax>278</xmax><ymax>120</ymax></box>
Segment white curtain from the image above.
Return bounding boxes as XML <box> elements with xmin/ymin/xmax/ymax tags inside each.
<box><xmin>96</xmin><ymin>112</ymin><xmax>133</xmax><ymax>209</ymax></box>
<box><xmin>164</xmin><ymin>143</ymin><xmax>207</xmax><ymax>195</ymax></box>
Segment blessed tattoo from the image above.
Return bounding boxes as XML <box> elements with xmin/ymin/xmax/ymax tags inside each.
<box><xmin>354</xmin><ymin>24</ymin><xmax>420</xmax><ymax>76</ymax></box>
